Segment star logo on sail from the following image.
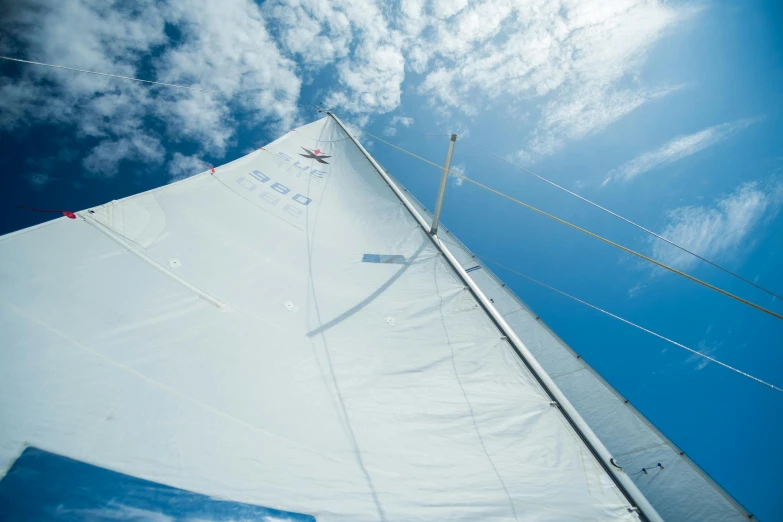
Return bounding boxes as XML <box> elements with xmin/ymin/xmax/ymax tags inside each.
<box><xmin>299</xmin><ymin>147</ymin><xmax>331</xmax><ymax>164</ymax></box>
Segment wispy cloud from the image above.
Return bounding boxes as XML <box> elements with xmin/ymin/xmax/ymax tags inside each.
<box><xmin>649</xmin><ymin>177</ymin><xmax>783</xmax><ymax>270</ymax></box>
<box><xmin>0</xmin><ymin>0</ymin><xmax>301</xmax><ymax>177</ymax></box>
<box><xmin>450</xmin><ymin>163</ymin><xmax>466</xmax><ymax>187</ymax></box>
<box><xmin>690</xmin><ymin>340</ymin><xmax>718</xmax><ymax>371</ymax></box>
<box><xmin>522</xmin><ymin>85</ymin><xmax>683</xmax><ymax>161</ymax></box>
<box><xmin>0</xmin><ymin>0</ymin><xmax>696</xmax><ymax>177</ymax></box>
<box><xmin>26</xmin><ymin>172</ymin><xmax>52</xmax><ymax>189</ymax></box>
<box><xmin>384</xmin><ymin>115</ymin><xmax>414</xmax><ymax>136</ymax></box>
<box><xmin>168</xmin><ymin>152</ymin><xmax>209</xmax><ymax>182</ymax></box>
<box><xmin>604</xmin><ymin>118</ymin><xmax>759</xmax><ymax>185</ymax></box>
<box><xmin>415</xmin><ymin>0</ymin><xmax>690</xmax><ymax>159</ymax></box>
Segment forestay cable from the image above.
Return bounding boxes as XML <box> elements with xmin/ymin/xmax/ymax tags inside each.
<box><xmin>437</xmin><ymin>239</ymin><xmax>782</xmax><ymax>393</ymax></box>
<box><xmin>464</xmin><ymin>140</ymin><xmax>783</xmax><ymax>302</ymax></box>
<box><xmin>345</xmin><ymin>121</ymin><xmax>783</xmax><ymax>322</ymax></box>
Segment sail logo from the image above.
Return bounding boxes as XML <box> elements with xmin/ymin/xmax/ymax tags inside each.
<box><xmin>275</xmin><ymin>151</ymin><xmax>328</xmax><ymax>178</ymax></box>
<box><xmin>234</xmin><ymin>168</ymin><xmax>314</xmax><ymax>220</ymax></box>
<box><xmin>298</xmin><ymin>147</ymin><xmax>331</xmax><ymax>164</ymax></box>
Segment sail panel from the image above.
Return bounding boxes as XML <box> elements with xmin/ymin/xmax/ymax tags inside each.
<box><xmin>1</xmin><ymin>116</ymin><xmax>638</xmax><ymax>520</ymax></box>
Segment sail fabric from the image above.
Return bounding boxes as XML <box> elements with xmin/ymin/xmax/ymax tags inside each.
<box><xmin>393</xmin><ymin>191</ymin><xmax>751</xmax><ymax>522</ymax></box>
<box><xmin>0</xmin><ymin>116</ymin><xmax>639</xmax><ymax>521</ymax></box>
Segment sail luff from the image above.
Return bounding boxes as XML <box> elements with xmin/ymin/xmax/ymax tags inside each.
<box><xmin>328</xmin><ymin>112</ymin><xmax>663</xmax><ymax>522</ymax></box>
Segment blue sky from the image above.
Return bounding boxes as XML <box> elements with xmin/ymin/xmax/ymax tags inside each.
<box><xmin>1</xmin><ymin>0</ymin><xmax>782</xmax><ymax>519</ymax></box>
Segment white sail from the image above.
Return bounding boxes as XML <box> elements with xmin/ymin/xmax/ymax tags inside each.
<box><xmin>0</xmin><ymin>115</ymin><xmax>648</xmax><ymax>520</ymax></box>
<box><xmin>391</xmin><ymin>185</ymin><xmax>752</xmax><ymax>521</ymax></box>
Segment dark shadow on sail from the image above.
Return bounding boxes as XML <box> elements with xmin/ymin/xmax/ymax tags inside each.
<box><xmin>306</xmin><ymin>241</ymin><xmax>428</xmax><ymax>338</ymax></box>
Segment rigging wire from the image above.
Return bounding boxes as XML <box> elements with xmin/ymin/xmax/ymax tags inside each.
<box><xmin>344</xmin><ymin>121</ymin><xmax>783</xmax><ymax>322</ymax></box>
<box><xmin>436</xmin><ymin>238</ymin><xmax>783</xmax><ymax>393</ymax></box>
<box><xmin>0</xmin><ymin>56</ymin><xmax>225</xmax><ymax>94</ymax></box>
<box><xmin>463</xmin><ymin>140</ymin><xmax>783</xmax><ymax>302</ymax></box>
<box><xmin>3</xmin><ymin>54</ymin><xmax>780</xmax><ymax>320</ymax></box>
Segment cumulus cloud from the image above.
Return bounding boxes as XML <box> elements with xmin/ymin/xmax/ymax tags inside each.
<box><xmin>262</xmin><ymin>0</ymin><xmax>689</xmax><ymax>151</ymax></box>
<box><xmin>0</xmin><ymin>0</ymin><xmax>693</xmax><ymax>179</ymax></box>
<box><xmin>168</xmin><ymin>152</ymin><xmax>209</xmax><ymax>182</ymax></box>
<box><xmin>416</xmin><ymin>0</ymin><xmax>689</xmax><ymax>158</ymax></box>
<box><xmin>262</xmin><ymin>0</ymin><xmax>405</xmax><ymax>115</ymax></box>
<box><xmin>82</xmin><ymin>135</ymin><xmax>165</xmax><ymax>178</ymax></box>
<box><xmin>604</xmin><ymin>118</ymin><xmax>758</xmax><ymax>185</ymax></box>
<box><xmin>650</xmin><ymin>177</ymin><xmax>783</xmax><ymax>270</ymax></box>
<box><xmin>0</xmin><ymin>0</ymin><xmax>301</xmax><ymax>177</ymax></box>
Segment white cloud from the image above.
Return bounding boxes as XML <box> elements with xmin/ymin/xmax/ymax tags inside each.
<box><xmin>262</xmin><ymin>0</ymin><xmax>405</xmax><ymax>116</ymax></box>
<box><xmin>604</xmin><ymin>118</ymin><xmax>758</xmax><ymax>184</ymax></box>
<box><xmin>416</xmin><ymin>0</ymin><xmax>690</xmax><ymax>159</ymax></box>
<box><xmin>384</xmin><ymin>115</ymin><xmax>414</xmax><ymax>136</ymax></box>
<box><xmin>450</xmin><ymin>163</ymin><xmax>466</xmax><ymax>187</ymax></box>
<box><xmin>689</xmin><ymin>339</ymin><xmax>720</xmax><ymax>371</ymax></box>
<box><xmin>0</xmin><ymin>0</ymin><xmax>694</xmax><ymax>177</ymax></box>
<box><xmin>0</xmin><ymin>0</ymin><xmax>301</xmax><ymax>177</ymax></box>
<box><xmin>650</xmin><ymin>177</ymin><xmax>783</xmax><ymax>270</ymax></box>
<box><xmin>391</xmin><ymin>116</ymin><xmax>414</xmax><ymax>126</ymax></box>
<box><xmin>522</xmin><ymin>85</ymin><xmax>682</xmax><ymax>160</ymax></box>
<box><xmin>168</xmin><ymin>152</ymin><xmax>209</xmax><ymax>181</ymax></box>
<box><xmin>82</xmin><ymin>135</ymin><xmax>165</xmax><ymax>178</ymax></box>
<box><xmin>261</xmin><ymin>0</ymin><xmax>689</xmax><ymax>148</ymax></box>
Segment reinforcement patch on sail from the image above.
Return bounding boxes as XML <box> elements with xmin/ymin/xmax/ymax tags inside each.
<box><xmin>361</xmin><ymin>254</ymin><xmax>406</xmax><ymax>264</ymax></box>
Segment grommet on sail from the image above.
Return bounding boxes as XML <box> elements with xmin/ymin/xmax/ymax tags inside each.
<box><xmin>0</xmin><ymin>114</ymin><xmax>750</xmax><ymax>521</ymax></box>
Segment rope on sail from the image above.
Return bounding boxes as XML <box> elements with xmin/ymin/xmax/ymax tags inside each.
<box><xmin>437</xmin><ymin>238</ymin><xmax>783</xmax><ymax>394</ymax></box>
<box><xmin>0</xmin><ymin>56</ymin><xmax>225</xmax><ymax>94</ymax></box>
<box><xmin>463</xmin><ymin>140</ymin><xmax>783</xmax><ymax>302</ymax></box>
<box><xmin>345</xmin><ymin>122</ymin><xmax>783</xmax><ymax>323</ymax></box>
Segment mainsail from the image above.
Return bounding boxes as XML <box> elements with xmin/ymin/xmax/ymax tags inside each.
<box><xmin>0</xmin><ymin>114</ymin><xmax>746</xmax><ymax>520</ymax></box>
